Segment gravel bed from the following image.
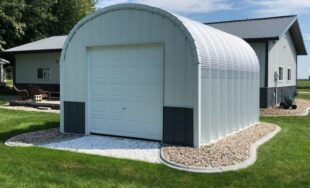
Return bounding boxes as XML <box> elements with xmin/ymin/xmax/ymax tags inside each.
<box><xmin>162</xmin><ymin>123</ymin><xmax>277</xmax><ymax>168</ymax></box>
<box><xmin>42</xmin><ymin>136</ymin><xmax>161</xmax><ymax>163</ymax></box>
<box><xmin>6</xmin><ymin>128</ymin><xmax>161</xmax><ymax>163</ymax></box>
<box><xmin>6</xmin><ymin>128</ymin><xmax>80</xmax><ymax>145</ymax></box>
<box><xmin>260</xmin><ymin>99</ymin><xmax>310</xmax><ymax>116</ymax></box>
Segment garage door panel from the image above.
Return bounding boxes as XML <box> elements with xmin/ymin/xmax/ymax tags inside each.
<box><xmin>88</xmin><ymin>45</ymin><xmax>163</xmax><ymax>140</ymax></box>
<box><xmin>94</xmin><ymin>86</ymin><xmax>123</xmax><ymax>95</ymax></box>
<box><xmin>125</xmin><ymin>86</ymin><xmax>160</xmax><ymax>98</ymax></box>
<box><xmin>92</xmin><ymin>101</ymin><xmax>123</xmax><ymax>112</ymax></box>
<box><xmin>92</xmin><ymin>120</ymin><xmax>124</xmax><ymax>132</ymax></box>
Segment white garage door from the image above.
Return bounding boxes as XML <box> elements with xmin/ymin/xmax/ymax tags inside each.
<box><xmin>87</xmin><ymin>45</ymin><xmax>163</xmax><ymax>140</ymax></box>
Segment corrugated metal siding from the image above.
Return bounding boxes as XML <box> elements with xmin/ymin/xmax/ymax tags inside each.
<box><xmin>15</xmin><ymin>52</ymin><xmax>60</xmax><ymax>84</ymax></box>
<box><xmin>187</xmin><ymin>15</ymin><xmax>260</xmax><ymax>144</ymax></box>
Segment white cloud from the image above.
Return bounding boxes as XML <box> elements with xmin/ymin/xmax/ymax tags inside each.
<box><xmin>96</xmin><ymin>0</ymin><xmax>234</xmax><ymax>14</ymax></box>
<box><xmin>246</xmin><ymin>0</ymin><xmax>310</xmax><ymax>16</ymax></box>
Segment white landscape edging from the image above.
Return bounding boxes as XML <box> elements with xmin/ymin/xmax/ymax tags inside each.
<box><xmin>160</xmin><ymin>124</ymin><xmax>281</xmax><ymax>173</ymax></box>
<box><xmin>5</xmin><ymin>141</ymin><xmax>35</xmax><ymax>147</ymax></box>
<box><xmin>301</xmin><ymin>107</ymin><xmax>310</xmax><ymax>116</ymax></box>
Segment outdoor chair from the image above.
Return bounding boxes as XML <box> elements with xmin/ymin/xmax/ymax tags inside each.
<box><xmin>28</xmin><ymin>85</ymin><xmax>49</xmax><ymax>99</ymax></box>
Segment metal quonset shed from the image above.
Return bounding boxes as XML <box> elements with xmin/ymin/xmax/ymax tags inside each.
<box><xmin>60</xmin><ymin>3</ymin><xmax>260</xmax><ymax>148</ymax></box>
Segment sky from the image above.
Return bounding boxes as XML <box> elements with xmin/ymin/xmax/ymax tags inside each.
<box><xmin>96</xmin><ymin>0</ymin><xmax>310</xmax><ymax>79</ymax></box>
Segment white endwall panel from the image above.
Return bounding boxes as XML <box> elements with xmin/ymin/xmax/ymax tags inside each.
<box><xmin>61</xmin><ymin>4</ymin><xmax>260</xmax><ymax>147</ymax></box>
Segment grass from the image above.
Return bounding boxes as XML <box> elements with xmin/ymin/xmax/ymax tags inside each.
<box><xmin>298</xmin><ymin>89</ymin><xmax>310</xmax><ymax>92</ymax></box>
<box><xmin>5</xmin><ymin>79</ymin><xmax>13</xmax><ymax>88</ymax></box>
<box><xmin>298</xmin><ymin>93</ymin><xmax>310</xmax><ymax>100</ymax></box>
<box><xmin>297</xmin><ymin>80</ymin><xmax>310</xmax><ymax>91</ymax></box>
<box><xmin>0</xmin><ymin>97</ymin><xmax>8</xmax><ymax>105</ymax></box>
<box><xmin>0</xmin><ymin>110</ymin><xmax>309</xmax><ymax>187</ymax></box>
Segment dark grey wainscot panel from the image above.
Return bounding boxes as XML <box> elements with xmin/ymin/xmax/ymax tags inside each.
<box><xmin>163</xmin><ymin>107</ymin><xmax>193</xmax><ymax>147</ymax></box>
<box><xmin>64</xmin><ymin>101</ymin><xmax>85</xmax><ymax>134</ymax></box>
<box><xmin>260</xmin><ymin>86</ymin><xmax>297</xmax><ymax>108</ymax></box>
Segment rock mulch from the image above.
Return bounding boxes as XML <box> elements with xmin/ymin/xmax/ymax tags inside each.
<box><xmin>162</xmin><ymin>123</ymin><xmax>277</xmax><ymax>168</ymax></box>
<box><xmin>260</xmin><ymin>99</ymin><xmax>310</xmax><ymax>116</ymax></box>
<box><xmin>6</xmin><ymin>128</ymin><xmax>80</xmax><ymax>146</ymax></box>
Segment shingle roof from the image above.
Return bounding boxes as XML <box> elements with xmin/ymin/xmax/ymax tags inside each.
<box><xmin>206</xmin><ymin>15</ymin><xmax>307</xmax><ymax>55</ymax></box>
<box><xmin>4</xmin><ymin>36</ymin><xmax>67</xmax><ymax>53</ymax></box>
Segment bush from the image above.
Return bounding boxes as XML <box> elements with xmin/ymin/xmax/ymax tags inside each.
<box><xmin>0</xmin><ymin>86</ymin><xmax>13</xmax><ymax>95</ymax></box>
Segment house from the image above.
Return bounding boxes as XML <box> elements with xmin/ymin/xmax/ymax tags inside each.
<box><xmin>206</xmin><ymin>15</ymin><xmax>307</xmax><ymax>108</ymax></box>
<box><xmin>0</xmin><ymin>58</ymin><xmax>9</xmax><ymax>85</ymax></box>
<box><xmin>4</xmin><ymin>36</ymin><xmax>67</xmax><ymax>91</ymax></box>
<box><xmin>60</xmin><ymin>4</ymin><xmax>259</xmax><ymax>147</ymax></box>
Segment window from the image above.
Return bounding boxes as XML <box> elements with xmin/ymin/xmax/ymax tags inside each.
<box><xmin>278</xmin><ymin>67</ymin><xmax>283</xmax><ymax>81</ymax></box>
<box><xmin>37</xmin><ymin>68</ymin><xmax>50</xmax><ymax>80</ymax></box>
<box><xmin>288</xmin><ymin>68</ymin><xmax>291</xmax><ymax>80</ymax></box>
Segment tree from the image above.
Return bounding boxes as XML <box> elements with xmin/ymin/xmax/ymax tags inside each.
<box><xmin>0</xmin><ymin>0</ymin><xmax>95</xmax><ymax>79</ymax></box>
<box><xmin>21</xmin><ymin>0</ymin><xmax>58</xmax><ymax>43</ymax></box>
<box><xmin>0</xmin><ymin>0</ymin><xmax>95</xmax><ymax>51</ymax></box>
<box><xmin>54</xmin><ymin>0</ymin><xmax>96</xmax><ymax>35</ymax></box>
<box><xmin>0</xmin><ymin>0</ymin><xmax>26</xmax><ymax>51</ymax></box>
<box><xmin>21</xmin><ymin>0</ymin><xmax>95</xmax><ymax>42</ymax></box>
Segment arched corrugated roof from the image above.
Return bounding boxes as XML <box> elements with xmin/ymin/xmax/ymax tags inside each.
<box><xmin>176</xmin><ymin>15</ymin><xmax>259</xmax><ymax>72</ymax></box>
<box><xmin>61</xmin><ymin>3</ymin><xmax>259</xmax><ymax>73</ymax></box>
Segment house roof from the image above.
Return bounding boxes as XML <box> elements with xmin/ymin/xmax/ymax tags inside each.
<box><xmin>0</xmin><ymin>58</ymin><xmax>9</xmax><ymax>64</ymax></box>
<box><xmin>206</xmin><ymin>15</ymin><xmax>307</xmax><ymax>55</ymax></box>
<box><xmin>4</xmin><ymin>36</ymin><xmax>67</xmax><ymax>53</ymax></box>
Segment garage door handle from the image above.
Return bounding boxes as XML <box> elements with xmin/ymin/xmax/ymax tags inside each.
<box><xmin>122</xmin><ymin>107</ymin><xmax>126</xmax><ymax>110</ymax></box>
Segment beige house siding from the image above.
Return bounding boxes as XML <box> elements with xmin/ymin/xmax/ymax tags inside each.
<box><xmin>15</xmin><ymin>52</ymin><xmax>60</xmax><ymax>84</ymax></box>
<box><xmin>268</xmin><ymin>32</ymin><xmax>297</xmax><ymax>87</ymax></box>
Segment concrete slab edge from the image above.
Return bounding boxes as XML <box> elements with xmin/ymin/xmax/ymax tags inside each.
<box><xmin>160</xmin><ymin>123</ymin><xmax>281</xmax><ymax>173</ymax></box>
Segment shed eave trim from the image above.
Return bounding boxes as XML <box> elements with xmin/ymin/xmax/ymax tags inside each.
<box><xmin>60</xmin><ymin>3</ymin><xmax>199</xmax><ymax>65</ymax></box>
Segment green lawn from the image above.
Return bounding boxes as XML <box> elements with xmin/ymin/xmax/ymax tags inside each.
<box><xmin>0</xmin><ymin>109</ymin><xmax>309</xmax><ymax>187</ymax></box>
<box><xmin>297</xmin><ymin>80</ymin><xmax>310</xmax><ymax>91</ymax></box>
<box><xmin>298</xmin><ymin>93</ymin><xmax>310</xmax><ymax>100</ymax></box>
<box><xmin>0</xmin><ymin>100</ymin><xmax>7</xmax><ymax>105</ymax></box>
